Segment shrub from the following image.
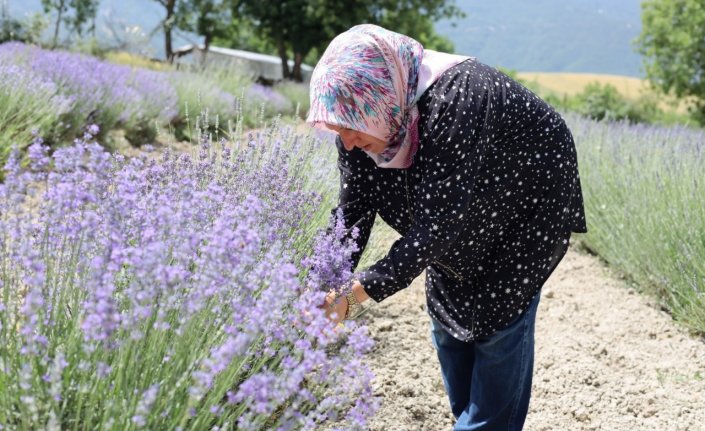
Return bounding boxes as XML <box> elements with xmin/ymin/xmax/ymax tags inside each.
<box><xmin>0</xmin><ymin>123</ymin><xmax>377</xmax><ymax>429</ymax></box>
<box><xmin>571</xmin><ymin>82</ymin><xmax>632</xmax><ymax>122</ymax></box>
<box><xmin>274</xmin><ymin>80</ymin><xmax>311</xmax><ymax>119</ymax></box>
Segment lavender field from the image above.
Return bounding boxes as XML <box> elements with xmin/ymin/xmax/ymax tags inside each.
<box><xmin>0</xmin><ymin>43</ymin><xmax>703</xmax><ymax>430</ymax></box>
<box><xmin>0</xmin><ymin>42</ymin><xmax>304</xmax><ymax>171</ymax></box>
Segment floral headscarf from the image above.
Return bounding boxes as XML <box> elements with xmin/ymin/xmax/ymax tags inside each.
<box><xmin>307</xmin><ymin>24</ymin><xmax>469</xmax><ymax>168</ymax></box>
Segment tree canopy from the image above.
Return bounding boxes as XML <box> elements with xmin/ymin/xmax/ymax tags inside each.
<box><xmin>636</xmin><ymin>0</ymin><xmax>705</xmax><ymax>122</ymax></box>
<box><xmin>41</xmin><ymin>0</ymin><xmax>99</xmax><ymax>47</ymax></box>
<box><xmin>227</xmin><ymin>0</ymin><xmax>464</xmax><ymax>81</ymax></box>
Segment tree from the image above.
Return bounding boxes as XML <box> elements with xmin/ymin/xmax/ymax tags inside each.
<box><xmin>237</xmin><ymin>0</ymin><xmax>464</xmax><ymax>82</ymax></box>
<box><xmin>176</xmin><ymin>0</ymin><xmax>231</xmax><ymax>65</ymax></box>
<box><xmin>1</xmin><ymin>1</ymin><xmax>28</xmax><ymax>43</ymax></box>
<box><xmin>65</xmin><ymin>0</ymin><xmax>98</xmax><ymax>37</ymax></box>
<box><xmin>370</xmin><ymin>0</ymin><xmax>463</xmax><ymax>52</ymax></box>
<box><xmin>41</xmin><ymin>0</ymin><xmax>67</xmax><ymax>47</ymax></box>
<box><xmin>41</xmin><ymin>0</ymin><xmax>99</xmax><ymax>47</ymax></box>
<box><xmin>152</xmin><ymin>0</ymin><xmax>178</xmax><ymax>62</ymax></box>
<box><xmin>636</xmin><ymin>0</ymin><xmax>705</xmax><ymax>123</ymax></box>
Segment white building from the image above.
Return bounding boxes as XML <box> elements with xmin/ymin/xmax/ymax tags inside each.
<box><xmin>174</xmin><ymin>44</ymin><xmax>313</xmax><ymax>83</ymax></box>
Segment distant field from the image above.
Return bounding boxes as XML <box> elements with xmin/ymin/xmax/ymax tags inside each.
<box><xmin>517</xmin><ymin>72</ymin><xmax>647</xmax><ymax>98</ymax></box>
<box><xmin>516</xmin><ymin>72</ymin><xmax>689</xmax><ymax>113</ymax></box>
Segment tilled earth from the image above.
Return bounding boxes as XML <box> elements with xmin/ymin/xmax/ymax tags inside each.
<box><xmin>362</xmin><ymin>247</ymin><xmax>705</xmax><ymax>431</ymax></box>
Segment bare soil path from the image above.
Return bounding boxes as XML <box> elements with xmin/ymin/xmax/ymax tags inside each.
<box><xmin>363</xmin><ymin>247</ymin><xmax>705</xmax><ymax>431</ymax></box>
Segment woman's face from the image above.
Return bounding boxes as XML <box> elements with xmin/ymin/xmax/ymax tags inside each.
<box><xmin>325</xmin><ymin>124</ymin><xmax>388</xmax><ymax>154</ymax></box>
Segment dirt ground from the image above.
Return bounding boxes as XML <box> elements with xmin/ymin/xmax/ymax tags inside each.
<box><xmin>362</xmin><ymin>246</ymin><xmax>705</xmax><ymax>431</ymax></box>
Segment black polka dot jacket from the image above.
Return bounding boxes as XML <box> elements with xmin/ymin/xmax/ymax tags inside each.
<box><xmin>335</xmin><ymin>59</ymin><xmax>587</xmax><ymax>341</ymax></box>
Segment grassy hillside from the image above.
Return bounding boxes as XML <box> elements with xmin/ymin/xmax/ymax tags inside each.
<box><xmin>437</xmin><ymin>0</ymin><xmax>643</xmax><ymax>77</ymax></box>
<box><xmin>517</xmin><ymin>72</ymin><xmax>646</xmax><ymax>98</ymax></box>
<box><xmin>518</xmin><ymin>72</ymin><xmax>689</xmax><ymax>114</ymax></box>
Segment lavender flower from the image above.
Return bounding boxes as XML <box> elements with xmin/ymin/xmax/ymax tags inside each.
<box><xmin>303</xmin><ymin>208</ymin><xmax>360</xmax><ymax>293</ymax></box>
<box><xmin>0</xmin><ymin>121</ymin><xmax>376</xmax><ymax>429</ymax></box>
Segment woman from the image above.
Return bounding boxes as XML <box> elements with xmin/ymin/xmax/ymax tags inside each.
<box><xmin>307</xmin><ymin>24</ymin><xmax>587</xmax><ymax>430</ymax></box>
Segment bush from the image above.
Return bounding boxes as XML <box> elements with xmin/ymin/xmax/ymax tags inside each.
<box><xmin>541</xmin><ymin>82</ymin><xmax>694</xmax><ymax>127</ymax></box>
<box><xmin>0</xmin><ymin>124</ymin><xmax>377</xmax><ymax>429</ymax></box>
<box><xmin>274</xmin><ymin>80</ymin><xmax>311</xmax><ymax>119</ymax></box>
<box><xmin>0</xmin><ymin>42</ymin><xmax>179</xmax><ymax>147</ymax></box>
<box><xmin>572</xmin><ymin>82</ymin><xmax>632</xmax><ymax>122</ymax></box>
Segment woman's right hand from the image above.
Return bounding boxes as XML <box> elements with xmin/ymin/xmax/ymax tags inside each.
<box><xmin>322</xmin><ymin>290</ymin><xmax>348</xmax><ymax>325</ymax></box>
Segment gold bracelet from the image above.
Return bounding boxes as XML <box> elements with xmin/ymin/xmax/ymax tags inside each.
<box><xmin>344</xmin><ymin>287</ymin><xmax>363</xmax><ymax>320</ymax></box>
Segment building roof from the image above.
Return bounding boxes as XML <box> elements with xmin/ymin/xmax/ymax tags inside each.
<box><xmin>174</xmin><ymin>44</ymin><xmax>313</xmax><ymax>72</ymax></box>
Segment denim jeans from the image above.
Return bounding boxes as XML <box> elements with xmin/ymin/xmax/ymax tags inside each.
<box><xmin>431</xmin><ymin>291</ymin><xmax>541</xmax><ymax>431</ymax></box>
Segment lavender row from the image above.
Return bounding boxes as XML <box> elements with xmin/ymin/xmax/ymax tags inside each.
<box><xmin>567</xmin><ymin>113</ymin><xmax>705</xmax><ymax>333</ymax></box>
<box><xmin>0</xmin><ymin>42</ymin><xmax>298</xmax><ymax>160</ymax></box>
<box><xmin>0</xmin><ymin>124</ymin><xmax>377</xmax><ymax>429</ymax></box>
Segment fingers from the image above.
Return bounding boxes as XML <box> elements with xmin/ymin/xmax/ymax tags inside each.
<box><xmin>321</xmin><ymin>291</ymin><xmax>347</xmax><ymax>324</ymax></box>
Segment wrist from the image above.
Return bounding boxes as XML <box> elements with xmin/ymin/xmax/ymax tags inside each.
<box><xmin>343</xmin><ymin>280</ymin><xmax>368</xmax><ymax>319</ymax></box>
<box><xmin>351</xmin><ymin>280</ymin><xmax>370</xmax><ymax>304</ymax></box>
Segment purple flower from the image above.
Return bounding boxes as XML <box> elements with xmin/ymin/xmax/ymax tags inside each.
<box><xmin>303</xmin><ymin>209</ymin><xmax>360</xmax><ymax>292</ymax></box>
<box><xmin>1</xmin><ymin>120</ymin><xmax>376</xmax><ymax>429</ymax></box>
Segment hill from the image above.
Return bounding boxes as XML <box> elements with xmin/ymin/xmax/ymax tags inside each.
<box><xmin>437</xmin><ymin>0</ymin><xmax>644</xmax><ymax>77</ymax></box>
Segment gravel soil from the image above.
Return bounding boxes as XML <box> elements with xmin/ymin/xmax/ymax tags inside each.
<box><xmin>362</xmin><ymin>247</ymin><xmax>705</xmax><ymax>431</ymax></box>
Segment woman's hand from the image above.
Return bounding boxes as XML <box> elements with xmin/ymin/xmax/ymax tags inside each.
<box><xmin>321</xmin><ymin>281</ymin><xmax>371</xmax><ymax>325</ymax></box>
<box><xmin>323</xmin><ymin>290</ymin><xmax>348</xmax><ymax>325</ymax></box>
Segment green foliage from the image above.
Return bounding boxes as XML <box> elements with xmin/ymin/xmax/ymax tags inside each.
<box><xmin>637</xmin><ymin>0</ymin><xmax>705</xmax><ymax>125</ymax></box>
<box><xmin>212</xmin><ymin>15</ymin><xmax>275</xmax><ymax>55</ymax></box>
<box><xmin>0</xmin><ymin>11</ymin><xmax>28</xmax><ymax>43</ymax></box>
<box><xmin>273</xmin><ymin>81</ymin><xmax>310</xmax><ymax>119</ymax></box>
<box><xmin>573</xmin><ymin>83</ymin><xmax>633</xmax><ymax>122</ymax></box>
<box><xmin>0</xmin><ymin>6</ymin><xmax>48</xmax><ymax>44</ymax></box>
<box><xmin>41</xmin><ymin>0</ymin><xmax>99</xmax><ymax>46</ymax></box>
<box><xmin>0</xmin><ymin>74</ymin><xmax>68</xmax><ymax>179</ymax></box>
<box><xmin>234</xmin><ymin>0</ymin><xmax>464</xmax><ymax>82</ymax></box>
<box><xmin>175</xmin><ymin>0</ymin><xmax>230</xmax><ymax>54</ymax></box>
<box><xmin>538</xmin><ymin>81</ymin><xmax>697</xmax><ymax>127</ymax></box>
<box><xmin>369</xmin><ymin>0</ymin><xmax>464</xmax><ymax>53</ymax></box>
<box><xmin>64</xmin><ymin>0</ymin><xmax>98</xmax><ymax>36</ymax></box>
<box><xmin>169</xmin><ymin>62</ymin><xmax>300</xmax><ymax>140</ymax></box>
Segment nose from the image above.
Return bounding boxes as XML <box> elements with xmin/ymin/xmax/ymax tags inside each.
<box><xmin>339</xmin><ymin>131</ymin><xmax>357</xmax><ymax>152</ymax></box>
<box><xmin>342</xmin><ymin>138</ymin><xmax>355</xmax><ymax>152</ymax></box>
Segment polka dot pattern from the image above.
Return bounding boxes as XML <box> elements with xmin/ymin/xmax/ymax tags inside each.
<box><xmin>336</xmin><ymin>59</ymin><xmax>587</xmax><ymax>341</ymax></box>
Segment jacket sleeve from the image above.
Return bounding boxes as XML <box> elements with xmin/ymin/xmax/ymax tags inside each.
<box><xmin>356</xmin><ymin>88</ymin><xmax>490</xmax><ymax>302</ymax></box>
<box><xmin>331</xmin><ymin>136</ymin><xmax>377</xmax><ymax>271</ymax></box>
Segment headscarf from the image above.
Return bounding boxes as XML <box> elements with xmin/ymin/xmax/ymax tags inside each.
<box><xmin>307</xmin><ymin>24</ymin><xmax>469</xmax><ymax>168</ymax></box>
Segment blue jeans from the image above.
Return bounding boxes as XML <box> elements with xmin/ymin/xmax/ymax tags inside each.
<box><xmin>431</xmin><ymin>291</ymin><xmax>541</xmax><ymax>431</ymax></box>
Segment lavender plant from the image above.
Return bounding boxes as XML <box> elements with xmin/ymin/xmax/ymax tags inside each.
<box><xmin>246</xmin><ymin>84</ymin><xmax>294</xmax><ymax>122</ymax></box>
<box><xmin>569</xmin><ymin>114</ymin><xmax>705</xmax><ymax>333</ymax></box>
<box><xmin>273</xmin><ymin>81</ymin><xmax>311</xmax><ymax>120</ymax></box>
<box><xmin>0</xmin><ymin>123</ymin><xmax>377</xmax><ymax>429</ymax></box>
<box><xmin>0</xmin><ymin>42</ymin><xmax>178</xmax><ymax>145</ymax></box>
<box><xmin>0</xmin><ymin>63</ymin><xmax>72</xmax><ymax>177</ymax></box>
